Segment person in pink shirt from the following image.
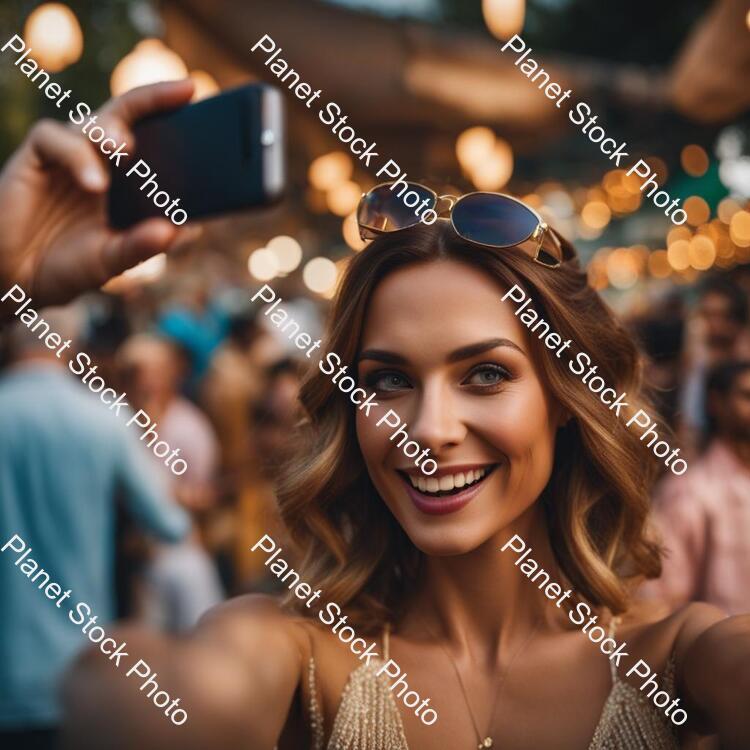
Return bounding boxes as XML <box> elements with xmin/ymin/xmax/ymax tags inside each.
<box><xmin>643</xmin><ymin>360</ymin><xmax>750</xmax><ymax>615</ymax></box>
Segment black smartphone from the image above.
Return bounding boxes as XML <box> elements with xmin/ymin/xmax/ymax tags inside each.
<box><xmin>108</xmin><ymin>83</ymin><xmax>285</xmax><ymax>229</ymax></box>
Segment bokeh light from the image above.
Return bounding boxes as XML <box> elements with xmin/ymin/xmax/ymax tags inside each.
<box><xmin>248</xmin><ymin>247</ymin><xmax>279</xmax><ymax>281</ymax></box>
<box><xmin>267</xmin><ymin>235</ymin><xmax>302</xmax><ymax>273</ymax></box>
<box><xmin>303</xmin><ymin>257</ymin><xmax>337</xmax><ymax>294</ymax></box>
<box><xmin>647</xmin><ymin>250</ymin><xmax>671</xmax><ymax>279</ymax></box>
<box><xmin>683</xmin><ymin>196</ymin><xmax>710</xmax><ymax>227</ymax></box>
<box><xmin>729</xmin><ymin>210</ymin><xmax>750</xmax><ymax>247</ymax></box>
<box><xmin>470</xmin><ymin>139</ymin><xmax>513</xmax><ymax>191</ymax></box>
<box><xmin>343</xmin><ymin>212</ymin><xmax>367</xmax><ymax>251</ymax></box>
<box><xmin>482</xmin><ymin>0</ymin><xmax>526</xmax><ymax>40</ymax></box>
<box><xmin>667</xmin><ymin>239</ymin><xmax>690</xmax><ymax>271</ymax></box>
<box><xmin>717</xmin><ymin>197</ymin><xmax>742</xmax><ymax>224</ymax></box>
<box><xmin>308</xmin><ymin>152</ymin><xmax>353</xmax><ymax>191</ymax></box>
<box><xmin>680</xmin><ymin>145</ymin><xmax>709</xmax><ymax>177</ymax></box>
<box><xmin>190</xmin><ymin>70</ymin><xmax>220</xmax><ymax>101</ymax></box>
<box><xmin>123</xmin><ymin>253</ymin><xmax>167</xmax><ymax>283</ymax></box>
<box><xmin>581</xmin><ymin>201</ymin><xmax>611</xmax><ymax>229</ymax></box>
<box><xmin>111</xmin><ymin>39</ymin><xmax>188</xmax><ymax>96</ymax></box>
<box><xmin>24</xmin><ymin>3</ymin><xmax>83</xmax><ymax>73</ymax></box>
<box><xmin>326</xmin><ymin>180</ymin><xmax>361</xmax><ymax>217</ymax></box>
<box><xmin>456</xmin><ymin>127</ymin><xmax>496</xmax><ymax>172</ymax></box>
<box><xmin>688</xmin><ymin>235</ymin><xmax>716</xmax><ymax>270</ymax></box>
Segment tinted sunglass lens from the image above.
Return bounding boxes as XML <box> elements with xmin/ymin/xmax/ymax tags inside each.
<box><xmin>452</xmin><ymin>194</ymin><xmax>539</xmax><ymax>247</ymax></box>
<box><xmin>358</xmin><ymin>184</ymin><xmax>436</xmax><ymax>234</ymax></box>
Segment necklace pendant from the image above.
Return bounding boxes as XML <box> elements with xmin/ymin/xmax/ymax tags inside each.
<box><xmin>478</xmin><ymin>740</ymin><xmax>493</xmax><ymax>748</ymax></box>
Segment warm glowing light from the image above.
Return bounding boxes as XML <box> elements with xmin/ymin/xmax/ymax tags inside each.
<box><xmin>606</xmin><ymin>248</ymin><xmax>639</xmax><ymax>289</ymax></box>
<box><xmin>111</xmin><ymin>39</ymin><xmax>188</xmax><ymax>96</ymax></box>
<box><xmin>343</xmin><ymin>212</ymin><xmax>367</xmax><ymax>251</ymax></box>
<box><xmin>248</xmin><ymin>248</ymin><xmax>279</xmax><ymax>281</ymax></box>
<box><xmin>308</xmin><ymin>152</ymin><xmax>353</xmax><ymax>191</ymax></box>
<box><xmin>667</xmin><ymin>240</ymin><xmax>690</xmax><ymax>271</ymax></box>
<box><xmin>667</xmin><ymin>226</ymin><xmax>692</xmax><ymax>246</ymax></box>
<box><xmin>717</xmin><ymin>197</ymin><xmax>742</xmax><ymax>224</ymax></box>
<box><xmin>124</xmin><ymin>253</ymin><xmax>167</xmax><ymax>283</ymax></box>
<box><xmin>470</xmin><ymin>139</ymin><xmax>513</xmax><ymax>190</ymax></box>
<box><xmin>456</xmin><ymin>127</ymin><xmax>496</xmax><ymax>172</ymax></box>
<box><xmin>303</xmin><ymin>257</ymin><xmax>337</xmax><ymax>294</ymax></box>
<box><xmin>482</xmin><ymin>0</ymin><xmax>526</xmax><ymax>40</ymax></box>
<box><xmin>683</xmin><ymin>196</ymin><xmax>710</xmax><ymax>227</ymax></box>
<box><xmin>689</xmin><ymin>235</ymin><xmax>716</xmax><ymax>270</ymax></box>
<box><xmin>521</xmin><ymin>193</ymin><xmax>543</xmax><ymax>210</ymax></box>
<box><xmin>730</xmin><ymin>210</ymin><xmax>750</xmax><ymax>247</ymax></box>
<box><xmin>581</xmin><ymin>201</ymin><xmax>611</xmax><ymax>229</ymax></box>
<box><xmin>267</xmin><ymin>235</ymin><xmax>302</xmax><ymax>273</ymax></box>
<box><xmin>24</xmin><ymin>3</ymin><xmax>83</xmax><ymax>73</ymax></box>
<box><xmin>681</xmin><ymin>145</ymin><xmax>709</xmax><ymax>177</ymax></box>
<box><xmin>190</xmin><ymin>70</ymin><xmax>219</xmax><ymax>101</ymax></box>
<box><xmin>747</xmin><ymin>9</ymin><xmax>750</xmax><ymax>30</ymax></box>
<box><xmin>327</xmin><ymin>180</ymin><xmax>361</xmax><ymax>217</ymax></box>
<box><xmin>648</xmin><ymin>250</ymin><xmax>671</xmax><ymax>279</ymax></box>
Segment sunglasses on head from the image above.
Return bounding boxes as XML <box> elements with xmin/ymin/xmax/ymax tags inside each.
<box><xmin>357</xmin><ymin>182</ymin><xmax>574</xmax><ymax>268</ymax></box>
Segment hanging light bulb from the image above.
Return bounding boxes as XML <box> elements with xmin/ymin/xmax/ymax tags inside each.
<box><xmin>482</xmin><ymin>0</ymin><xmax>526</xmax><ymax>41</ymax></box>
<box><xmin>23</xmin><ymin>3</ymin><xmax>83</xmax><ymax>73</ymax></box>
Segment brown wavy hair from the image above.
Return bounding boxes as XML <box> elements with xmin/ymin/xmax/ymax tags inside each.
<box><xmin>277</xmin><ymin>222</ymin><xmax>662</xmax><ymax>632</ymax></box>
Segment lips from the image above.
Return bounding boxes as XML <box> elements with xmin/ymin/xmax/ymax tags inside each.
<box><xmin>397</xmin><ymin>463</ymin><xmax>499</xmax><ymax>515</ymax></box>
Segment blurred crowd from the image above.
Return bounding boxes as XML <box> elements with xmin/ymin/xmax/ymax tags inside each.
<box><xmin>2</xmin><ymin>248</ymin><xmax>750</xmax><ymax>745</ymax></box>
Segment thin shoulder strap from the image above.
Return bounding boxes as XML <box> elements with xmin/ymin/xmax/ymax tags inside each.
<box><xmin>383</xmin><ymin>622</ymin><xmax>391</xmax><ymax>661</ymax></box>
<box><xmin>302</xmin><ymin>623</ymin><xmax>325</xmax><ymax>750</ymax></box>
<box><xmin>607</xmin><ymin>616</ymin><xmax>621</xmax><ymax>683</ymax></box>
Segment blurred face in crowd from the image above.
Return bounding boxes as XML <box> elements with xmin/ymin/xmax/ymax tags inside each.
<box><xmin>699</xmin><ymin>291</ymin><xmax>744</xmax><ymax>348</ymax></box>
<box><xmin>355</xmin><ymin>260</ymin><xmax>562</xmax><ymax>556</ymax></box>
<box><xmin>715</xmin><ymin>369</ymin><xmax>750</xmax><ymax>441</ymax></box>
<box><xmin>119</xmin><ymin>336</ymin><xmax>183</xmax><ymax>404</ymax></box>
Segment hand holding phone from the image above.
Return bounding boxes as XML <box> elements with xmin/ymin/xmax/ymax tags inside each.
<box><xmin>108</xmin><ymin>83</ymin><xmax>285</xmax><ymax>229</ymax></box>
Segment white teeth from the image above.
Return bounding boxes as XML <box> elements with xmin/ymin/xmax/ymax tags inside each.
<box><xmin>439</xmin><ymin>475</ymin><xmax>454</xmax><ymax>492</ymax></box>
<box><xmin>405</xmin><ymin>466</ymin><xmax>494</xmax><ymax>495</ymax></box>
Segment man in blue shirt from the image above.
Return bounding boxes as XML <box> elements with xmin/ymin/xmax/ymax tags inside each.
<box><xmin>0</xmin><ymin>312</ymin><xmax>190</xmax><ymax>748</ymax></box>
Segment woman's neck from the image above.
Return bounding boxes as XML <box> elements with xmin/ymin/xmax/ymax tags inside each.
<box><xmin>402</xmin><ymin>504</ymin><xmax>567</xmax><ymax>661</ymax></box>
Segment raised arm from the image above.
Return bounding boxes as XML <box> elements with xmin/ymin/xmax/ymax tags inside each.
<box><xmin>60</xmin><ymin>596</ymin><xmax>304</xmax><ymax>750</ymax></box>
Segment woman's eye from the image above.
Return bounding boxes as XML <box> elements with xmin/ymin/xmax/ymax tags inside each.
<box><xmin>464</xmin><ymin>364</ymin><xmax>510</xmax><ymax>387</ymax></box>
<box><xmin>366</xmin><ymin>371</ymin><xmax>410</xmax><ymax>392</ymax></box>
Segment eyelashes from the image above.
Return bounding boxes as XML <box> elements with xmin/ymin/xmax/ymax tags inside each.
<box><xmin>362</xmin><ymin>363</ymin><xmax>513</xmax><ymax>394</ymax></box>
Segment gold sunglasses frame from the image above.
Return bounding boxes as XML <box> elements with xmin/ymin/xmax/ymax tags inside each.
<box><xmin>357</xmin><ymin>181</ymin><xmax>566</xmax><ymax>269</ymax></box>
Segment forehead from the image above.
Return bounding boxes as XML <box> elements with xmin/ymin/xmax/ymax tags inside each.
<box><xmin>360</xmin><ymin>259</ymin><xmax>527</xmax><ymax>352</ymax></box>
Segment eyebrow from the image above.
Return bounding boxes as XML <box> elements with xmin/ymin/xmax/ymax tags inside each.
<box><xmin>358</xmin><ymin>338</ymin><xmax>526</xmax><ymax>366</ymax></box>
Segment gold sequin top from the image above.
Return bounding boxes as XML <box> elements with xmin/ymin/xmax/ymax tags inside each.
<box><xmin>306</xmin><ymin>622</ymin><xmax>680</xmax><ymax>750</ymax></box>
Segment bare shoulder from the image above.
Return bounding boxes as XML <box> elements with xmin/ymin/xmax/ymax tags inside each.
<box><xmin>619</xmin><ymin>599</ymin><xmax>727</xmax><ymax>669</ymax></box>
<box><xmin>196</xmin><ymin>593</ymin><xmax>312</xmax><ymax>659</ymax></box>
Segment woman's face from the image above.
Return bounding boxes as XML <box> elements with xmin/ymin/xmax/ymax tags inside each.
<box><xmin>356</xmin><ymin>259</ymin><xmax>563</xmax><ymax>556</ymax></box>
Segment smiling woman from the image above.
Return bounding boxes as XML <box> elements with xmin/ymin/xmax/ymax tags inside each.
<box><xmin>64</xmin><ymin>221</ymin><xmax>750</xmax><ymax>750</ymax></box>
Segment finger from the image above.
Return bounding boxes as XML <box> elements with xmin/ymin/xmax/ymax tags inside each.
<box><xmin>101</xmin><ymin>218</ymin><xmax>181</xmax><ymax>279</ymax></box>
<box><xmin>98</xmin><ymin>79</ymin><xmax>195</xmax><ymax>128</ymax></box>
<box><xmin>27</xmin><ymin>119</ymin><xmax>109</xmax><ymax>192</ymax></box>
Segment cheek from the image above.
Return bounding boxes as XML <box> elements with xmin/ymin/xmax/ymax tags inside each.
<box><xmin>475</xmin><ymin>381</ymin><xmax>557</xmax><ymax>461</ymax></box>
<box><xmin>355</xmin><ymin>411</ymin><xmax>389</xmax><ymax>469</ymax></box>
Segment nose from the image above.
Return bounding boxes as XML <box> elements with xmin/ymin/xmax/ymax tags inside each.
<box><xmin>408</xmin><ymin>380</ymin><xmax>467</xmax><ymax>456</ymax></box>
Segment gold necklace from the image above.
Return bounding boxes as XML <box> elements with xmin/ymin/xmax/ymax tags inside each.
<box><xmin>426</xmin><ymin>617</ymin><xmax>543</xmax><ymax>750</ymax></box>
